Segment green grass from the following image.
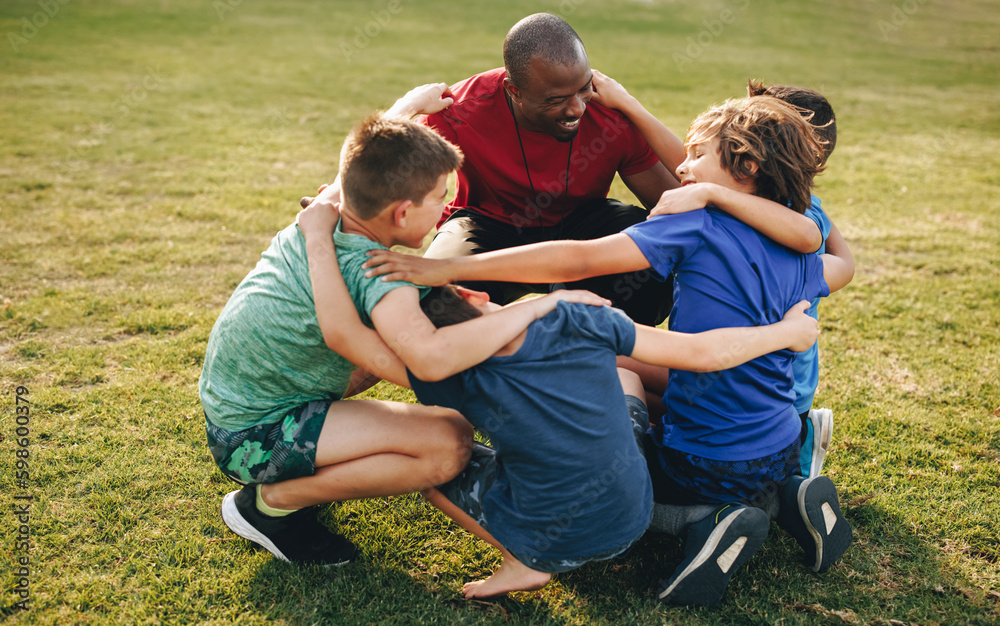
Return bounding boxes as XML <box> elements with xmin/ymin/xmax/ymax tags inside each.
<box><xmin>2</xmin><ymin>0</ymin><xmax>999</xmax><ymax>623</ymax></box>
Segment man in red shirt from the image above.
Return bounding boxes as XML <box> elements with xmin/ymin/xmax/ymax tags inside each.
<box><xmin>419</xmin><ymin>13</ymin><xmax>684</xmax><ymax>325</ymax></box>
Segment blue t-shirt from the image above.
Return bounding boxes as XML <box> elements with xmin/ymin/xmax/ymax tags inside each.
<box><xmin>794</xmin><ymin>195</ymin><xmax>832</xmax><ymax>414</ymax></box>
<box><xmin>409</xmin><ymin>302</ymin><xmax>652</xmax><ymax>564</ymax></box>
<box><xmin>624</xmin><ymin>209</ymin><xmax>829</xmax><ymax>461</ymax></box>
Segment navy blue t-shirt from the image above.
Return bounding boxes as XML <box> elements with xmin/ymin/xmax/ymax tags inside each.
<box><xmin>410</xmin><ymin>302</ymin><xmax>652</xmax><ymax>564</ymax></box>
<box><xmin>624</xmin><ymin>209</ymin><xmax>829</xmax><ymax>461</ymax></box>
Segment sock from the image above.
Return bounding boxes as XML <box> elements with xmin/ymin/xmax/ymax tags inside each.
<box><xmin>624</xmin><ymin>394</ymin><xmax>649</xmax><ymax>452</ymax></box>
<box><xmin>255</xmin><ymin>484</ymin><xmax>297</xmax><ymax>518</ymax></box>
<box><xmin>759</xmin><ymin>488</ymin><xmax>780</xmax><ymax>520</ymax></box>
<box><xmin>648</xmin><ymin>503</ymin><xmax>718</xmax><ymax>536</ymax></box>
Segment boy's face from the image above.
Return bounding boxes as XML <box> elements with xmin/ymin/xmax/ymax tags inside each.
<box><xmin>401</xmin><ymin>173</ymin><xmax>450</xmax><ymax>248</ymax></box>
<box><xmin>676</xmin><ymin>137</ymin><xmax>754</xmax><ymax>194</ymax></box>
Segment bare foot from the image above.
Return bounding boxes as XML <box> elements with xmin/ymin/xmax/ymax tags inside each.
<box><xmin>462</xmin><ymin>559</ymin><xmax>552</xmax><ymax>598</ymax></box>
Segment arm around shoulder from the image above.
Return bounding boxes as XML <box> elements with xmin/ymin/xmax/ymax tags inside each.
<box><xmin>821</xmin><ymin>223</ymin><xmax>854</xmax><ymax>293</ymax></box>
<box><xmin>629</xmin><ymin>301</ymin><xmax>819</xmax><ymax>371</ymax></box>
<box><xmin>364</xmin><ymin>233</ymin><xmax>650</xmax><ymax>286</ymax></box>
<box><xmin>298</xmin><ymin>200</ymin><xmax>409</xmax><ymax>387</ymax></box>
<box><xmin>664</xmin><ymin>184</ymin><xmax>821</xmax><ymax>253</ymax></box>
<box><xmin>591</xmin><ymin>70</ymin><xmax>685</xmax><ymax>180</ymax></box>
<box><xmin>370</xmin><ymin>287</ymin><xmax>611</xmax><ymax>382</ymax></box>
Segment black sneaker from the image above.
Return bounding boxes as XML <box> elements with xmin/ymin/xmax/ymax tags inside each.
<box><xmin>656</xmin><ymin>504</ymin><xmax>769</xmax><ymax>607</ymax></box>
<box><xmin>777</xmin><ymin>475</ymin><xmax>852</xmax><ymax>572</ymax></box>
<box><xmin>221</xmin><ymin>484</ymin><xmax>356</xmax><ymax>566</ymax></box>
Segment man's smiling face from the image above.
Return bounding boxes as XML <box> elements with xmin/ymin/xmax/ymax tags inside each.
<box><xmin>505</xmin><ymin>42</ymin><xmax>594</xmax><ymax>142</ymax></box>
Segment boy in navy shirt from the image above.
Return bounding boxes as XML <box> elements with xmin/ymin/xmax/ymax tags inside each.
<box><xmin>412</xmin><ymin>285</ymin><xmax>818</xmax><ymax>598</ymax></box>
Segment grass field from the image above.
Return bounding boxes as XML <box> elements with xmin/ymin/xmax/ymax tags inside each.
<box><xmin>1</xmin><ymin>0</ymin><xmax>999</xmax><ymax>623</ymax></box>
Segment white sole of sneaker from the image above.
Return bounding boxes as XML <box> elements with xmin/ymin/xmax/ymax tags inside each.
<box><xmin>658</xmin><ymin>508</ymin><xmax>766</xmax><ymax>604</ymax></box>
<box><xmin>808</xmin><ymin>408</ymin><xmax>834</xmax><ymax>477</ymax></box>
<box><xmin>221</xmin><ymin>490</ymin><xmax>292</xmax><ymax>563</ymax></box>
<box><xmin>797</xmin><ymin>476</ymin><xmax>851</xmax><ymax>572</ymax></box>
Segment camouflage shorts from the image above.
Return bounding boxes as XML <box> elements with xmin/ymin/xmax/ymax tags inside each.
<box><xmin>645</xmin><ymin>424</ymin><xmax>800</xmax><ymax>507</ymax></box>
<box><xmin>205</xmin><ymin>399</ymin><xmax>331</xmax><ymax>485</ymax></box>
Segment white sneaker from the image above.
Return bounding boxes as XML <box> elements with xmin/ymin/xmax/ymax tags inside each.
<box><xmin>800</xmin><ymin>408</ymin><xmax>833</xmax><ymax>478</ymax></box>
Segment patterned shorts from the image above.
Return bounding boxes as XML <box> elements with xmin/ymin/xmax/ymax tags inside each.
<box><xmin>644</xmin><ymin>426</ymin><xmax>800</xmax><ymax>508</ymax></box>
<box><xmin>205</xmin><ymin>399</ymin><xmax>331</xmax><ymax>485</ymax></box>
<box><xmin>436</xmin><ymin>442</ymin><xmax>641</xmax><ymax>574</ymax></box>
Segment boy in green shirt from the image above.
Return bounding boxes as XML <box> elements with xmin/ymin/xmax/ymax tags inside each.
<box><xmin>201</xmin><ymin>84</ymin><xmax>607</xmax><ymax>566</ymax></box>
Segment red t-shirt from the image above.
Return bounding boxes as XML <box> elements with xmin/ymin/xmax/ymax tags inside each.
<box><xmin>422</xmin><ymin>68</ymin><xmax>660</xmax><ymax>228</ymax></box>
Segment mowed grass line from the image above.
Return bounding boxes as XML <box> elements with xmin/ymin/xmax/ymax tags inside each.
<box><xmin>1</xmin><ymin>0</ymin><xmax>998</xmax><ymax>623</ymax></box>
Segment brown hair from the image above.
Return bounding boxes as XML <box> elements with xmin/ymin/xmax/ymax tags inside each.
<box><xmin>419</xmin><ymin>285</ymin><xmax>483</xmax><ymax>328</ymax></box>
<box><xmin>686</xmin><ymin>96</ymin><xmax>824</xmax><ymax>214</ymax></box>
<box><xmin>339</xmin><ymin>114</ymin><xmax>463</xmax><ymax>220</ymax></box>
<box><xmin>747</xmin><ymin>79</ymin><xmax>837</xmax><ymax>164</ymax></box>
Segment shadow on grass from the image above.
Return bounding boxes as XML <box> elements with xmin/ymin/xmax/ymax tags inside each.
<box><xmin>561</xmin><ymin>499</ymin><xmax>1000</xmax><ymax>624</ymax></box>
<box><xmin>231</xmin><ymin>489</ymin><xmax>1000</xmax><ymax>626</ymax></box>
<box><xmin>244</xmin><ymin>557</ymin><xmax>526</xmax><ymax>625</ymax></box>
<box><xmin>236</xmin><ymin>518</ymin><xmax>676</xmax><ymax>625</ymax></box>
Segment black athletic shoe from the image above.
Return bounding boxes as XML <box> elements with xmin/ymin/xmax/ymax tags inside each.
<box><xmin>221</xmin><ymin>484</ymin><xmax>356</xmax><ymax>566</ymax></box>
<box><xmin>777</xmin><ymin>475</ymin><xmax>852</xmax><ymax>573</ymax></box>
<box><xmin>656</xmin><ymin>503</ymin><xmax>769</xmax><ymax>607</ymax></box>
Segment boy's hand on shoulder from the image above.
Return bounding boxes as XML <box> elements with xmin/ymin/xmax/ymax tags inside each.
<box><xmin>780</xmin><ymin>300</ymin><xmax>819</xmax><ymax>352</ymax></box>
<box><xmin>299</xmin><ymin>182</ymin><xmax>339</xmax><ymax>209</ymax></box>
<box><xmin>364</xmin><ymin>249</ymin><xmax>452</xmax><ymax>286</ymax></box>
<box><xmin>590</xmin><ymin>70</ymin><xmax>636</xmax><ymax>112</ymax></box>
<box><xmin>296</xmin><ymin>195</ymin><xmax>340</xmax><ymax>240</ymax></box>
<box><xmin>386</xmin><ymin>82</ymin><xmax>455</xmax><ymax>119</ymax></box>
<box><xmin>648</xmin><ymin>183</ymin><xmax>717</xmax><ymax>218</ymax></box>
<box><xmin>529</xmin><ymin>289</ymin><xmax>611</xmax><ymax>319</ymax></box>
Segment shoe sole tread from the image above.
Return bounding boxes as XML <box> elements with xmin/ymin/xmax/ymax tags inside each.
<box><xmin>658</xmin><ymin>507</ymin><xmax>768</xmax><ymax>607</ymax></box>
<box><xmin>797</xmin><ymin>476</ymin><xmax>852</xmax><ymax>572</ymax></box>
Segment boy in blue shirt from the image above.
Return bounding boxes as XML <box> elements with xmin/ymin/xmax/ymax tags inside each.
<box><xmin>364</xmin><ymin>95</ymin><xmax>854</xmax><ymax>606</ymax></box>
<box><xmin>590</xmin><ymin>74</ymin><xmax>850</xmax><ymax>480</ymax></box>
<box><xmin>746</xmin><ymin>80</ymin><xmax>842</xmax><ymax>478</ymax></box>
<box><xmin>409</xmin><ymin>284</ymin><xmax>818</xmax><ymax>598</ymax></box>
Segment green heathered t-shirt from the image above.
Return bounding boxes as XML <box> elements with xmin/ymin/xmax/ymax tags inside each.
<box><xmin>199</xmin><ymin>220</ymin><xmax>428</xmax><ymax>431</ymax></box>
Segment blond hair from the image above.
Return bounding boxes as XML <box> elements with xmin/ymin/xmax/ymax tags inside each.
<box><xmin>686</xmin><ymin>96</ymin><xmax>824</xmax><ymax>214</ymax></box>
